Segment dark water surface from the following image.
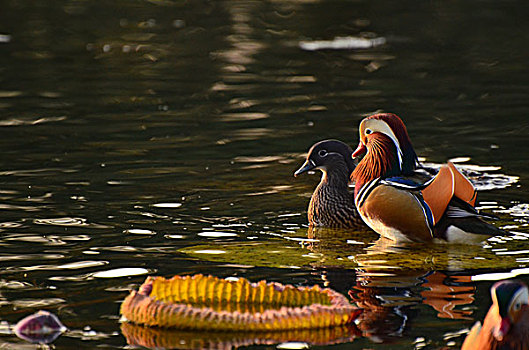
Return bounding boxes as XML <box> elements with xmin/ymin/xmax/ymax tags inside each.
<box><xmin>1</xmin><ymin>0</ymin><xmax>529</xmax><ymax>348</ymax></box>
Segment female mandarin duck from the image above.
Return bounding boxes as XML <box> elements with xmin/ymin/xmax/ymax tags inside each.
<box><xmin>462</xmin><ymin>280</ymin><xmax>529</xmax><ymax>350</ymax></box>
<box><xmin>294</xmin><ymin>139</ymin><xmax>364</xmax><ymax>228</ymax></box>
<box><xmin>350</xmin><ymin>113</ymin><xmax>504</xmax><ymax>243</ymax></box>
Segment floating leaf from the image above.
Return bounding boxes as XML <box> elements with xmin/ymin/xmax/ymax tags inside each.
<box><xmin>120</xmin><ymin>274</ymin><xmax>360</xmax><ymax>331</ymax></box>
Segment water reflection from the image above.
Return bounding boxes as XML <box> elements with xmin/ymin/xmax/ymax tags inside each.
<box><xmin>303</xmin><ymin>231</ymin><xmax>472</xmax><ymax>343</ymax></box>
<box><xmin>316</xmin><ymin>266</ymin><xmax>478</xmax><ymax>345</ymax></box>
<box><xmin>175</xmin><ymin>224</ymin><xmax>526</xmax><ymax>345</ymax></box>
<box><xmin>349</xmin><ymin>270</ymin><xmax>420</xmax><ymax>343</ymax></box>
<box><xmin>421</xmin><ymin>272</ymin><xmax>474</xmax><ymax>320</ymax></box>
<box><xmin>121</xmin><ymin>322</ymin><xmax>360</xmax><ymax>349</ymax></box>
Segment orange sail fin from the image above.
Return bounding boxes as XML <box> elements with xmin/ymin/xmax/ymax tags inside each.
<box><xmin>421</xmin><ymin>162</ymin><xmax>477</xmax><ymax>225</ymax></box>
<box><xmin>421</xmin><ymin>165</ymin><xmax>454</xmax><ymax>225</ymax></box>
<box><xmin>448</xmin><ymin>161</ymin><xmax>477</xmax><ymax>207</ymax></box>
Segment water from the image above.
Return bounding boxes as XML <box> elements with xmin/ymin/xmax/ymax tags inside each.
<box><xmin>0</xmin><ymin>0</ymin><xmax>529</xmax><ymax>348</ymax></box>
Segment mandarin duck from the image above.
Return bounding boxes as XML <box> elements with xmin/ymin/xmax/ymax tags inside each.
<box><xmin>294</xmin><ymin>139</ymin><xmax>364</xmax><ymax>228</ymax></box>
<box><xmin>350</xmin><ymin>113</ymin><xmax>504</xmax><ymax>243</ymax></box>
<box><xmin>462</xmin><ymin>280</ymin><xmax>529</xmax><ymax>350</ymax></box>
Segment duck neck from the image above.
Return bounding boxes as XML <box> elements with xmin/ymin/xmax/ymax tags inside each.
<box><xmin>352</xmin><ymin>133</ymin><xmax>400</xmax><ymax>196</ymax></box>
<box><xmin>320</xmin><ymin>160</ymin><xmax>350</xmax><ymax>192</ymax></box>
<box><xmin>321</xmin><ymin>164</ymin><xmax>350</xmax><ymax>191</ymax></box>
<box><xmin>312</xmin><ymin>163</ymin><xmax>352</xmax><ymax>211</ymax></box>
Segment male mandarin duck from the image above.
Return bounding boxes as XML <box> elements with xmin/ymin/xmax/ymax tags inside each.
<box><xmin>462</xmin><ymin>280</ymin><xmax>529</xmax><ymax>350</ymax></box>
<box><xmin>350</xmin><ymin>113</ymin><xmax>504</xmax><ymax>243</ymax></box>
<box><xmin>294</xmin><ymin>139</ymin><xmax>364</xmax><ymax>228</ymax></box>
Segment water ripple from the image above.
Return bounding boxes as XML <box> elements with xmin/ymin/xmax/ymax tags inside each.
<box><xmin>299</xmin><ymin>36</ymin><xmax>386</xmax><ymax>51</ymax></box>
<box><xmin>0</xmin><ymin>221</ymin><xmax>23</xmax><ymax>228</ymax></box>
<box><xmin>0</xmin><ymin>90</ymin><xmax>21</xmax><ymax>97</ymax></box>
<box><xmin>0</xmin><ymin>280</ymin><xmax>33</xmax><ymax>289</ymax></box>
<box><xmin>34</xmin><ymin>217</ymin><xmax>87</xmax><ymax>226</ymax></box>
<box><xmin>0</xmin><ymin>204</ymin><xmax>41</xmax><ymax>212</ymax></box>
<box><xmin>4</xmin><ymin>235</ymin><xmax>66</xmax><ymax>245</ymax></box>
<box><xmin>66</xmin><ymin>328</ymin><xmax>119</xmax><ymax>341</ymax></box>
<box><xmin>496</xmin><ymin>203</ymin><xmax>529</xmax><ymax>217</ymax></box>
<box><xmin>0</xmin><ymin>254</ymin><xmax>64</xmax><ymax>262</ymax></box>
<box><xmin>0</xmin><ymin>34</ymin><xmax>11</xmax><ymax>43</ymax></box>
<box><xmin>48</xmin><ymin>273</ymin><xmax>94</xmax><ymax>282</ymax></box>
<box><xmin>152</xmin><ymin>202</ymin><xmax>182</xmax><ymax>208</ymax></box>
<box><xmin>92</xmin><ymin>267</ymin><xmax>150</xmax><ymax>279</ymax></box>
<box><xmin>56</xmin><ymin>235</ymin><xmax>92</xmax><ymax>241</ymax></box>
<box><xmin>55</xmin><ymin>261</ymin><xmax>109</xmax><ymax>270</ymax></box>
<box><xmin>0</xmin><ymin>168</ymin><xmax>77</xmax><ymax>177</ymax></box>
<box><xmin>198</xmin><ymin>231</ymin><xmax>238</xmax><ymax>238</ymax></box>
<box><xmin>34</xmin><ymin>217</ymin><xmax>110</xmax><ymax>228</ymax></box>
<box><xmin>220</xmin><ymin>112</ymin><xmax>269</xmax><ymax>122</ymax></box>
<box><xmin>0</xmin><ymin>116</ymin><xmax>66</xmax><ymax>126</ymax></box>
<box><xmin>12</xmin><ymin>298</ymin><xmax>65</xmax><ymax>308</ymax></box>
<box><xmin>164</xmin><ymin>234</ymin><xmax>186</xmax><ymax>239</ymax></box>
<box><xmin>124</xmin><ymin>228</ymin><xmax>156</xmax><ymax>235</ymax></box>
<box><xmin>9</xmin><ymin>261</ymin><xmax>109</xmax><ymax>272</ymax></box>
<box><xmin>471</xmin><ymin>267</ymin><xmax>529</xmax><ymax>281</ymax></box>
<box><xmin>234</xmin><ymin>155</ymin><xmax>286</xmax><ymax>163</ymax></box>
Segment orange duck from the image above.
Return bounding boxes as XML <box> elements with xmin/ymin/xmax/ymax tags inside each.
<box><xmin>350</xmin><ymin>113</ymin><xmax>504</xmax><ymax>243</ymax></box>
<box><xmin>462</xmin><ymin>280</ymin><xmax>529</xmax><ymax>350</ymax></box>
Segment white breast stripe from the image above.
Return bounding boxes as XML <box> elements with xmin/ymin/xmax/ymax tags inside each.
<box><xmin>355</xmin><ymin>178</ymin><xmax>380</xmax><ymax>208</ymax></box>
<box><xmin>412</xmin><ymin>194</ymin><xmax>433</xmax><ymax>237</ymax></box>
<box><xmin>381</xmin><ymin>179</ymin><xmax>421</xmax><ymax>190</ymax></box>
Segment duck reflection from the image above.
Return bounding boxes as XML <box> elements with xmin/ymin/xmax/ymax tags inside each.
<box><xmin>421</xmin><ymin>272</ymin><xmax>474</xmax><ymax>320</ymax></box>
<box><xmin>306</xmin><ymin>227</ymin><xmax>476</xmax><ymax>343</ymax></box>
<box><xmin>349</xmin><ymin>271</ymin><xmax>419</xmax><ymax>343</ymax></box>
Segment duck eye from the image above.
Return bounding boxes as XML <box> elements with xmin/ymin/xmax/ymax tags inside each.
<box><xmin>318</xmin><ymin>150</ymin><xmax>328</xmax><ymax>157</ymax></box>
<box><xmin>365</xmin><ymin>128</ymin><xmax>373</xmax><ymax>135</ymax></box>
<box><xmin>514</xmin><ymin>302</ymin><xmax>522</xmax><ymax>311</ymax></box>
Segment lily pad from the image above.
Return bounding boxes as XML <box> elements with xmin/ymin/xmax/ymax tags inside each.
<box><xmin>120</xmin><ymin>274</ymin><xmax>360</xmax><ymax>330</ymax></box>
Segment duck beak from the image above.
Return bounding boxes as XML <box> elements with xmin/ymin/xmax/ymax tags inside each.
<box><xmin>494</xmin><ymin>317</ymin><xmax>511</xmax><ymax>341</ymax></box>
<box><xmin>352</xmin><ymin>141</ymin><xmax>367</xmax><ymax>159</ymax></box>
<box><xmin>294</xmin><ymin>159</ymin><xmax>315</xmax><ymax>177</ymax></box>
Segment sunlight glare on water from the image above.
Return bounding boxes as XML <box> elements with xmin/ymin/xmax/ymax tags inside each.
<box><xmin>92</xmin><ymin>268</ymin><xmax>151</xmax><ymax>279</ymax></box>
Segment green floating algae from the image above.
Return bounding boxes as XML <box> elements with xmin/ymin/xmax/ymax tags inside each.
<box><xmin>180</xmin><ymin>227</ymin><xmax>529</xmax><ymax>272</ymax></box>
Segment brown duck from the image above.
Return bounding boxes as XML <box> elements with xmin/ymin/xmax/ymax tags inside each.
<box><xmin>462</xmin><ymin>280</ymin><xmax>529</xmax><ymax>350</ymax></box>
<box><xmin>294</xmin><ymin>139</ymin><xmax>364</xmax><ymax>228</ymax></box>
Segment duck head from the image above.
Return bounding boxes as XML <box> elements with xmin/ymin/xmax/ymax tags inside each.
<box><xmin>294</xmin><ymin>139</ymin><xmax>355</xmax><ymax>179</ymax></box>
<box><xmin>491</xmin><ymin>280</ymin><xmax>529</xmax><ymax>341</ymax></box>
<box><xmin>351</xmin><ymin>113</ymin><xmax>419</xmax><ymax>193</ymax></box>
<box><xmin>352</xmin><ymin>113</ymin><xmax>419</xmax><ymax>175</ymax></box>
